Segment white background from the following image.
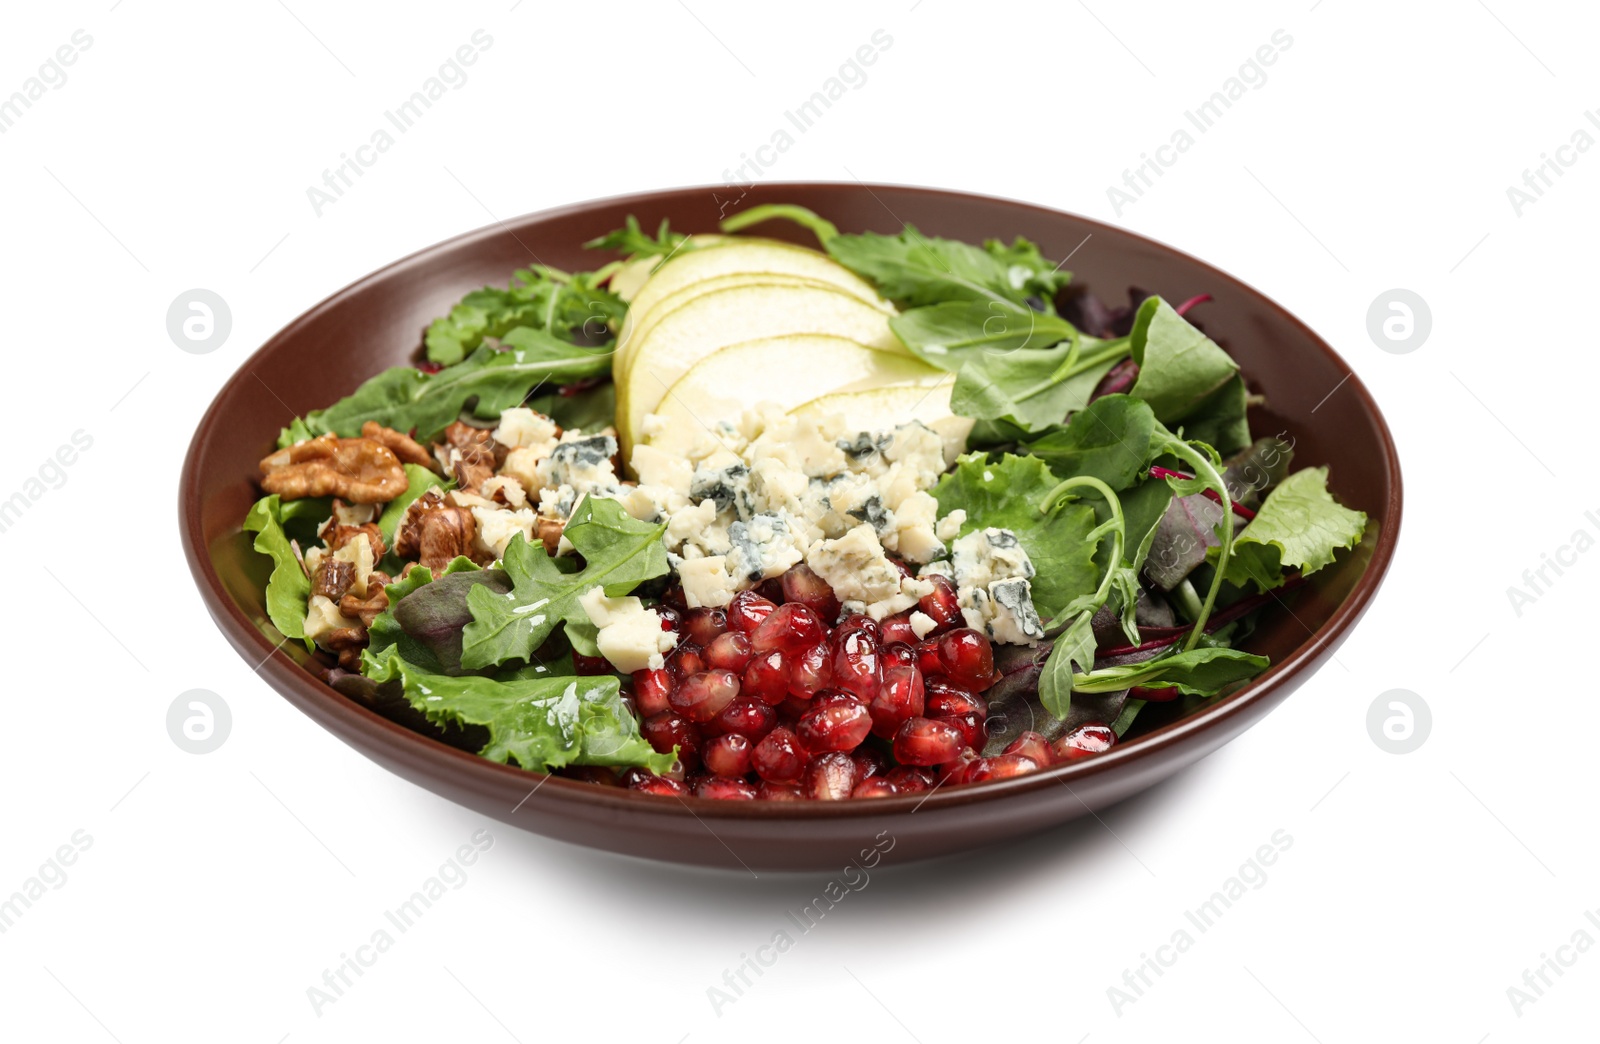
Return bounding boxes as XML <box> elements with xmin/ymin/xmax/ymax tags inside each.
<box><xmin>1</xmin><ymin>0</ymin><xmax>1593</xmax><ymax>1040</ymax></box>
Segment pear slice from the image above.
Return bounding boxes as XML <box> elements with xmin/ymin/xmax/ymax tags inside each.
<box><xmin>790</xmin><ymin>379</ymin><xmax>975</xmax><ymax>465</ymax></box>
<box><xmin>615</xmin><ymin>272</ymin><xmax>849</xmax><ymax>382</ymax></box>
<box><xmin>605</xmin><ymin>234</ymin><xmax>733</xmax><ymax>303</ymax></box>
<box><xmin>623</xmin><ymin>238</ymin><xmax>889</xmax><ymax>343</ymax></box>
<box><xmin>618</xmin><ymin>284</ymin><xmax>906</xmax><ymax>448</ymax></box>
<box><xmin>642</xmin><ymin>335</ymin><xmax>944</xmax><ymax>453</ymax></box>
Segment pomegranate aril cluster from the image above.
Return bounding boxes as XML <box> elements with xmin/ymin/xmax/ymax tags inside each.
<box><xmin>625</xmin><ymin>564</ymin><xmax>1119</xmax><ymax>800</ymax></box>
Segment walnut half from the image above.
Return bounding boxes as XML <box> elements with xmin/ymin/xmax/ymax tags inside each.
<box><xmin>260</xmin><ymin>434</ymin><xmax>408</xmax><ymax>504</ymax></box>
<box><xmin>394</xmin><ymin>488</ymin><xmax>482</xmax><ymax>572</ymax></box>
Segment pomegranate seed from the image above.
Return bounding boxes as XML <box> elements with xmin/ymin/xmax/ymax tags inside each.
<box><xmin>967</xmin><ymin>754</ymin><xmax>1042</xmax><ymax>781</ymax></box>
<box><xmin>788</xmin><ymin>641</ymin><xmax>832</xmax><ymax>698</ymax></box>
<box><xmin>834</xmin><ymin>613</ymin><xmax>880</xmax><ymax>641</ymax></box>
<box><xmin>885</xmin><ymin>766</ymin><xmax>935</xmax><ymax>793</ymax></box>
<box><xmin>938</xmin><ymin>750</ymin><xmax>980</xmax><ymax>784</ymax></box>
<box><xmin>925</xmin><ymin>679</ymin><xmax>986</xmax><ymax>721</ymax></box>
<box><xmin>713</xmin><ymin>697</ymin><xmax>776</xmax><ymax>740</ymax></box>
<box><xmin>852</xmin><ymin>746</ymin><xmax>889</xmax><ymax>780</ymax></box>
<box><xmin>880</xmin><ymin>642</ymin><xmax>916</xmax><ymax>670</ymax></box>
<box><xmin>727</xmin><ymin>590</ymin><xmax>777</xmax><ymax>633</ymax></box>
<box><xmin>887</xmin><ymin>556</ymin><xmax>913</xmax><ymax>579</ymax></box>
<box><xmin>780</xmin><ymin>563</ymin><xmax>840</xmax><ymax>620</ymax></box>
<box><xmin>573</xmin><ymin>653</ymin><xmax>611</xmax><ymax>675</ymax></box>
<box><xmin>668</xmin><ymin>669</ymin><xmax>741</xmax><ymax>723</ymax></box>
<box><xmin>831</xmin><ymin>624</ymin><xmax>881</xmax><ymax>702</ymax></box>
<box><xmin>666</xmin><ymin>642</ymin><xmax>705</xmax><ymax>678</ymax></box>
<box><xmin>565</xmin><ymin>766</ymin><xmax>621</xmax><ymax>786</ymax></box>
<box><xmin>741</xmin><ymin>650</ymin><xmax>790</xmax><ymax>705</ymax></box>
<box><xmin>778</xmin><ymin>695</ymin><xmax>812</xmax><ymax>721</ymax></box>
<box><xmin>632</xmin><ymin>669</ymin><xmax>674</xmax><ymax>717</ymax></box>
<box><xmin>917</xmin><ymin>574</ymin><xmax>963</xmax><ymax>632</ymax></box>
<box><xmin>755</xmin><ymin>577</ymin><xmax>786</xmax><ymax>604</ymax></box>
<box><xmin>852</xmin><ymin>778</ymin><xmax>899</xmax><ymax>799</ymax></box>
<box><xmin>812</xmin><ymin>688</ymin><xmax>864</xmax><ymax>709</ymax></box>
<box><xmin>661</xmin><ymin>585</ymin><xmax>688</xmax><ymax>612</ymax></box>
<box><xmin>703</xmin><ymin>733</ymin><xmax>754</xmax><ymax>777</ymax></box>
<box><xmin>868</xmin><ymin>665</ymin><xmax>925</xmax><ymax>739</ymax></box>
<box><xmin>797</xmin><ymin>699</ymin><xmax>873</xmax><ymax>753</ymax></box>
<box><xmin>641</xmin><ymin>712</ymin><xmax>701</xmax><ymax>770</ymax></box>
<box><xmin>656</xmin><ymin>605</ymin><xmax>682</xmax><ymax>632</ymax></box>
<box><xmin>915</xmin><ymin>640</ymin><xmax>944</xmax><ymax>678</ymax></box>
<box><xmin>893</xmin><ymin>717</ymin><xmax>964</xmax><ymax>766</ymax></box>
<box><xmin>622</xmin><ymin>770</ymin><xmax>687</xmax><ymax>796</ymax></box>
<box><xmin>693</xmin><ymin>776</ymin><xmax>758</xmax><ymax>800</ymax></box>
<box><xmin>939</xmin><ymin>712</ymin><xmax>986</xmax><ymax>752</ymax></box>
<box><xmin>752</xmin><ymin>727</ymin><xmax>807</xmax><ymax>783</ymax></box>
<box><xmin>803</xmin><ymin>751</ymin><xmax>858</xmax><ymax>800</ymax></box>
<box><xmin>937</xmin><ymin>629</ymin><xmax>995</xmax><ymax>691</ymax></box>
<box><xmin>1129</xmin><ymin>685</ymin><xmax>1182</xmax><ymax>703</ymax></box>
<box><xmin>683</xmin><ymin>608</ymin><xmax>727</xmax><ymax>646</ymax></box>
<box><xmin>1051</xmin><ymin>724</ymin><xmax>1117</xmax><ymax>761</ymax></box>
<box><xmin>751</xmin><ymin>602</ymin><xmax>824</xmax><ymax>655</ymax></box>
<box><xmin>879</xmin><ymin>612</ymin><xmax>918</xmax><ymax>646</ymax></box>
<box><xmin>757</xmin><ymin>781</ymin><xmax>806</xmax><ymax>801</ymax></box>
<box><xmin>705</xmin><ymin>630</ymin><xmax>753</xmax><ymax>672</ymax></box>
<box><xmin>1003</xmin><ymin>731</ymin><xmax>1052</xmax><ymax>766</ymax></box>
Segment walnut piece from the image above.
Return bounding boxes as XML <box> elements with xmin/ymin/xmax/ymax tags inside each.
<box><xmin>536</xmin><ymin>516</ymin><xmax>565</xmax><ymax>555</ymax></box>
<box><xmin>361</xmin><ymin>421</ymin><xmax>436</xmax><ymax>471</ymax></box>
<box><xmin>394</xmin><ymin>488</ymin><xmax>483</xmax><ymax>572</ymax></box>
<box><xmin>260</xmin><ymin>434</ymin><xmax>407</xmax><ymax>504</ymax></box>
<box><xmin>322</xmin><ymin>626</ymin><xmax>369</xmax><ymax>671</ymax></box>
<box><xmin>311</xmin><ymin>557</ymin><xmax>354</xmax><ymax>602</ymax></box>
<box><xmin>433</xmin><ymin>422</ymin><xmax>499</xmax><ymax>495</ymax></box>
<box><xmin>339</xmin><ymin>571</ymin><xmax>392</xmax><ymax>628</ymax></box>
<box><xmin>323</xmin><ymin>520</ymin><xmax>387</xmax><ymax>559</ymax></box>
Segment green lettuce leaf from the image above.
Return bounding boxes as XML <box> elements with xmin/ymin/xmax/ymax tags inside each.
<box><xmin>366</xmin><ymin>646</ymin><xmax>675</xmax><ymax>774</ymax></box>
<box><xmin>242</xmin><ymin>495</ymin><xmax>313</xmax><ymax>651</ymax></box>
<box><xmin>1024</xmin><ymin>394</ymin><xmax>1158</xmax><ymax>490</ymax></box>
<box><xmin>1178</xmin><ymin>374</ymin><xmax>1251</xmax><ymax>456</ymax></box>
<box><xmin>1128</xmin><ymin>297</ymin><xmax>1240</xmax><ymax>426</ymax></box>
<box><xmin>461</xmin><ymin>497</ymin><xmax>669</xmax><ymax>669</ymax></box>
<box><xmin>930</xmin><ymin>453</ymin><xmax>1099</xmax><ymax>620</ymax></box>
<box><xmin>296</xmin><ymin>334</ymin><xmax>611</xmax><ymax>444</ymax></box>
<box><xmin>1221</xmin><ymin>466</ymin><xmax>1367</xmax><ymax>590</ymax></box>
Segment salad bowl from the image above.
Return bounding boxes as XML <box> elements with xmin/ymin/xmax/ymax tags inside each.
<box><xmin>179</xmin><ymin>182</ymin><xmax>1400</xmax><ymax>870</ymax></box>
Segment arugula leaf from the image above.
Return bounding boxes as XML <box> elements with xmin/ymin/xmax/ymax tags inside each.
<box><xmin>461</xmin><ymin>497</ymin><xmax>669</xmax><ymax>669</ymax></box>
<box><xmin>298</xmin><ymin>336</ymin><xmax>611</xmax><ymax>444</ymax></box>
<box><xmin>242</xmin><ymin>495</ymin><xmax>313</xmax><ymax>651</ymax></box>
<box><xmin>366</xmin><ymin>647</ymin><xmax>676</xmax><ymax>774</ymax></box>
<box><xmin>524</xmin><ymin>379</ymin><xmax>617</xmax><ymax>433</ymax></box>
<box><xmin>1221</xmin><ymin>466</ymin><xmax>1367</xmax><ymax>590</ymax></box>
<box><xmin>1024</xmin><ymin>394</ymin><xmax>1158</xmax><ymax>490</ymax></box>
<box><xmin>826</xmin><ymin>225</ymin><xmax>1069</xmax><ymax>309</ymax></box>
<box><xmin>1127</xmin><ymin>297</ymin><xmax>1240</xmax><ymax>425</ymax></box>
<box><xmin>930</xmin><ymin>453</ymin><xmax>1099</xmax><ymax>620</ymax></box>
<box><xmin>584</xmin><ymin>215</ymin><xmax>688</xmax><ymax>258</ymax></box>
<box><xmin>1068</xmin><ymin>646</ymin><xmax>1269</xmax><ymax>696</ymax></box>
<box><xmin>377</xmin><ymin>465</ymin><xmax>446</xmax><ymax>549</ymax></box>
<box><xmin>425</xmin><ymin>265</ymin><xmax>626</xmax><ymax>367</ymax></box>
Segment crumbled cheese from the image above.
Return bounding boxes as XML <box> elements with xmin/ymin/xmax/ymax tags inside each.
<box><xmin>923</xmin><ymin>527</ymin><xmax>1045</xmax><ymax>645</ymax></box>
<box><xmin>471</xmin><ymin>504</ymin><xmax>536</xmax><ymax>559</ymax></box>
<box><xmin>304</xmin><ymin>594</ymin><xmax>359</xmax><ymax>642</ymax></box>
<box><xmin>480</xmin><ymin>475</ymin><xmax>528</xmax><ymax>509</ymax></box>
<box><xmin>935</xmin><ymin>509</ymin><xmax>967</xmax><ymax>541</ymax></box>
<box><xmin>909</xmin><ymin>610</ymin><xmax>939</xmax><ymax>640</ymax></box>
<box><xmin>492</xmin><ymin>408</ymin><xmax>561</xmax><ymax>456</ymax></box>
<box><xmin>807</xmin><ymin>524</ymin><xmax>931</xmax><ymax>620</ymax></box>
<box><xmin>578</xmin><ymin>586</ymin><xmax>678</xmax><ymax>672</ymax></box>
<box><xmin>678</xmin><ymin>555</ymin><xmax>735</xmax><ymax>608</ymax></box>
<box><xmin>332</xmin><ymin>532</ymin><xmax>376</xmax><ymax>597</ymax></box>
<box><xmin>332</xmin><ymin>501</ymin><xmax>376</xmax><ymax>526</ymax></box>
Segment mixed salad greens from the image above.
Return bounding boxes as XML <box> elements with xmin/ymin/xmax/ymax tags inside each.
<box><xmin>242</xmin><ymin>203</ymin><xmax>1367</xmax><ymax>792</ymax></box>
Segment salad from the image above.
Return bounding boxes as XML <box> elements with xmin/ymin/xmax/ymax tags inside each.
<box><xmin>241</xmin><ymin>203</ymin><xmax>1368</xmax><ymax>801</ymax></box>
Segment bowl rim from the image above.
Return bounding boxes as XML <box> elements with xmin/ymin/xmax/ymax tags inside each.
<box><xmin>178</xmin><ymin>180</ymin><xmax>1403</xmax><ymax>821</ymax></box>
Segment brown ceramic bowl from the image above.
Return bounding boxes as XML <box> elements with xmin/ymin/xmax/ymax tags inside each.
<box><xmin>179</xmin><ymin>183</ymin><xmax>1401</xmax><ymax>871</ymax></box>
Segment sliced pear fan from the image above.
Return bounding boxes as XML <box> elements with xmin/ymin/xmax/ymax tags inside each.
<box><xmin>618</xmin><ymin>284</ymin><xmax>906</xmax><ymax>448</ymax></box>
